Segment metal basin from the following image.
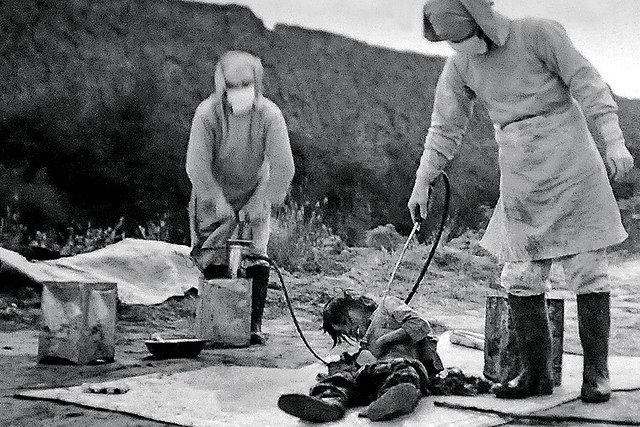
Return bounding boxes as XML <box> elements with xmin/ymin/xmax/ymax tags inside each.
<box><xmin>144</xmin><ymin>338</ymin><xmax>207</xmax><ymax>359</ymax></box>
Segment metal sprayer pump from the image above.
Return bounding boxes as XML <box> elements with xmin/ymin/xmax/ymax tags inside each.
<box><xmin>227</xmin><ymin>238</ymin><xmax>252</xmax><ymax>278</ymax></box>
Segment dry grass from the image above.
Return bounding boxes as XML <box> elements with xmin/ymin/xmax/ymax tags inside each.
<box><xmin>0</xmin><ymin>206</ymin><xmax>173</xmax><ymax>257</ymax></box>
<box><xmin>267</xmin><ymin>200</ymin><xmax>338</xmax><ymax>273</ymax></box>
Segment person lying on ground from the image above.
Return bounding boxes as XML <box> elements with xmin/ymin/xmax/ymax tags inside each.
<box><xmin>277</xmin><ymin>293</ymin><xmax>491</xmax><ymax>422</ymax></box>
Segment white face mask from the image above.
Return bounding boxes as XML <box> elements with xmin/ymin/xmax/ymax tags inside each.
<box><xmin>447</xmin><ymin>36</ymin><xmax>488</xmax><ymax>55</ymax></box>
<box><xmin>226</xmin><ymin>85</ymin><xmax>255</xmax><ymax>114</ymax></box>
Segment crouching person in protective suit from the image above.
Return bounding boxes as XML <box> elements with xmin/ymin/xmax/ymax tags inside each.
<box><xmin>186</xmin><ymin>50</ymin><xmax>295</xmax><ymax>345</ymax></box>
<box><xmin>415</xmin><ymin>0</ymin><xmax>634</xmax><ymax>402</ymax></box>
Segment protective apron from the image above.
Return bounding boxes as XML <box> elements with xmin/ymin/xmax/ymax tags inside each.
<box><xmin>189</xmin><ymin>173</ymin><xmax>270</xmax><ymax>271</ymax></box>
<box><xmin>479</xmin><ymin>102</ymin><xmax>627</xmax><ymax>262</ymax></box>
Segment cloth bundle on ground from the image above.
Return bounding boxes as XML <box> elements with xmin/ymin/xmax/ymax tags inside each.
<box><xmin>0</xmin><ymin>238</ymin><xmax>199</xmax><ymax>305</ymax></box>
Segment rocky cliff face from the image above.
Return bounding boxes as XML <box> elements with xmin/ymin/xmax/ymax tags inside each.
<box><xmin>1</xmin><ymin>0</ymin><xmax>637</xmax><ymax>243</ymax></box>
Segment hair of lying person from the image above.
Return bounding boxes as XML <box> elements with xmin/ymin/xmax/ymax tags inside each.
<box><xmin>322</xmin><ymin>292</ymin><xmax>378</xmax><ymax>348</ymax></box>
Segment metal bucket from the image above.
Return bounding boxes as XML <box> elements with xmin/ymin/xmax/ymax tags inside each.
<box><xmin>195</xmin><ymin>276</ymin><xmax>252</xmax><ymax>347</ymax></box>
<box><xmin>38</xmin><ymin>281</ymin><xmax>117</xmax><ymax>365</ymax></box>
<box><xmin>483</xmin><ymin>295</ymin><xmax>564</xmax><ymax>386</ymax></box>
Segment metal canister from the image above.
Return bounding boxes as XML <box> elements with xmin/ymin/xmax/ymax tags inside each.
<box><xmin>483</xmin><ymin>294</ymin><xmax>564</xmax><ymax>386</ymax></box>
<box><xmin>196</xmin><ymin>276</ymin><xmax>252</xmax><ymax>347</ymax></box>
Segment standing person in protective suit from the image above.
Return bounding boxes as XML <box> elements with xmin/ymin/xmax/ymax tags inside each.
<box><xmin>186</xmin><ymin>50</ymin><xmax>295</xmax><ymax>345</ymax></box>
<box><xmin>411</xmin><ymin>0</ymin><xmax>634</xmax><ymax>402</ymax></box>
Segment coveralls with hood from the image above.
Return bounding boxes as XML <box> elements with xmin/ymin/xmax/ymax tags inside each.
<box><xmin>186</xmin><ymin>51</ymin><xmax>295</xmax><ymax>344</ymax></box>
<box><xmin>412</xmin><ymin>0</ymin><xmax>634</xmax><ymax>403</ymax></box>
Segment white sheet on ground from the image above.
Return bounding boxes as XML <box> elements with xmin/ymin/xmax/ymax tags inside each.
<box><xmin>16</xmin><ymin>332</ymin><xmax>640</xmax><ymax>426</ymax></box>
<box><xmin>0</xmin><ymin>238</ymin><xmax>199</xmax><ymax>305</ymax></box>
<box><xmin>16</xmin><ymin>364</ymin><xmax>506</xmax><ymax>427</ymax></box>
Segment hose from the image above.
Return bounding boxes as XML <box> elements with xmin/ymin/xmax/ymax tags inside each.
<box><xmin>245</xmin><ymin>171</ymin><xmax>451</xmax><ymax>364</ymax></box>
<box><xmin>246</xmin><ymin>254</ymin><xmax>329</xmax><ymax>366</ymax></box>
<box><xmin>405</xmin><ymin>171</ymin><xmax>451</xmax><ymax>304</ymax></box>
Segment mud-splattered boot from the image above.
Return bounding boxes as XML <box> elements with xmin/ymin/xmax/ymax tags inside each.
<box><xmin>494</xmin><ymin>294</ymin><xmax>554</xmax><ymax>399</ymax></box>
<box><xmin>578</xmin><ymin>292</ymin><xmax>611</xmax><ymax>403</ymax></box>
<box><xmin>246</xmin><ymin>265</ymin><xmax>270</xmax><ymax>345</ymax></box>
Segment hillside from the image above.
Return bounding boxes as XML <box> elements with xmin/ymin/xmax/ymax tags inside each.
<box><xmin>1</xmin><ymin>0</ymin><xmax>638</xmax><ymax>244</ymax></box>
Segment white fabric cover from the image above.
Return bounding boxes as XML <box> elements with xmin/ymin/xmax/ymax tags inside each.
<box><xmin>0</xmin><ymin>238</ymin><xmax>199</xmax><ymax>305</ymax></box>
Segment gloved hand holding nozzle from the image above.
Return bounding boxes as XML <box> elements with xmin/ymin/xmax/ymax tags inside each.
<box><xmin>407</xmin><ymin>148</ymin><xmax>448</xmax><ymax>223</ymax></box>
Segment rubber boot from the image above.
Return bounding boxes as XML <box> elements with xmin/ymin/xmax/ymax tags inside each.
<box><xmin>577</xmin><ymin>292</ymin><xmax>611</xmax><ymax>403</ymax></box>
<box><xmin>494</xmin><ymin>294</ymin><xmax>554</xmax><ymax>399</ymax></box>
<box><xmin>246</xmin><ymin>265</ymin><xmax>269</xmax><ymax>345</ymax></box>
<box><xmin>359</xmin><ymin>383</ymin><xmax>421</xmax><ymax>421</ymax></box>
<box><xmin>278</xmin><ymin>394</ymin><xmax>346</xmax><ymax>422</ymax></box>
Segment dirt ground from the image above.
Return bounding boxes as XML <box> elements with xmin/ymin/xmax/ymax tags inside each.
<box><xmin>2</xmin><ymin>237</ymin><xmax>640</xmax><ymax>426</ymax></box>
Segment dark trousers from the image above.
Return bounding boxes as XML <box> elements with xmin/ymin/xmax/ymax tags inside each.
<box><xmin>310</xmin><ymin>358</ymin><xmax>430</xmax><ymax>408</ymax></box>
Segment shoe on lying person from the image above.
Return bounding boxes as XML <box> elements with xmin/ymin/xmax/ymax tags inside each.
<box><xmin>359</xmin><ymin>383</ymin><xmax>421</xmax><ymax>421</ymax></box>
<box><xmin>277</xmin><ymin>393</ymin><xmax>345</xmax><ymax>422</ymax></box>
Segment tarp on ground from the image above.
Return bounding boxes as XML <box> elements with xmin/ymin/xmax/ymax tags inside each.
<box><xmin>15</xmin><ymin>364</ymin><xmax>507</xmax><ymax>427</ymax></box>
<box><xmin>0</xmin><ymin>238</ymin><xmax>199</xmax><ymax>305</ymax></box>
<box><xmin>16</xmin><ymin>332</ymin><xmax>640</xmax><ymax>426</ymax></box>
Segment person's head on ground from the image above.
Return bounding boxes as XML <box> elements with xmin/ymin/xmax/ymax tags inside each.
<box><xmin>214</xmin><ymin>50</ymin><xmax>264</xmax><ymax>115</ymax></box>
<box><xmin>322</xmin><ymin>293</ymin><xmax>378</xmax><ymax>348</ymax></box>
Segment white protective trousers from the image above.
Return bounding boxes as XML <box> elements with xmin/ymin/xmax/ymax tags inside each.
<box><xmin>500</xmin><ymin>248</ymin><xmax>610</xmax><ymax>296</ymax></box>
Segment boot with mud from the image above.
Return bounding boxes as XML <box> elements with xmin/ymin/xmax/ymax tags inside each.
<box><xmin>494</xmin><ymin>294</ymin><xmax>554</xmax><ymax>399</ymax></box>
<box><xmin>246</xmin><ymin>265</ymin><xmax>270</xmax><ymax>345</ymax></box>
<box><xmin>578</xmin><ymin>292</ymin><xmax>611</xmax><ymax>403</ymax></box>
<box><xmin>278</xmin><ymin>393</ymin><xmax>346</xmax><ymax>422</ymax></box>
<box><xmin>359</xmin><ymin>383</ymin><xmax>421</xmax><ymax>421</ymax></box>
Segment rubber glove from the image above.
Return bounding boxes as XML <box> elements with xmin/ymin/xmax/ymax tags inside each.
<box><xmin>201</xmin><ymin>195</ymin><xmax>234</xmax><ymax>221</ymax></box>
<box><xmin>598</xmin><ymin>114</ymin><xmax>634</xmax><ymax>181</ymax></box>
<box><xmin>408</xmin><ymin>148</ymin><xmax>448</xmax><ymax>223</ymax></box>
<box><xmin>241</xmin><ymin>191</ymin><xmax>271</xmax><ymax>222</ymax></box>
<box><xmin>606</xmin><ymin>142</ymin><xmax>634</xmax><ymax>181</ymax></box>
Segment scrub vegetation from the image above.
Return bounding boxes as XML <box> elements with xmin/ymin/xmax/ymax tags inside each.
<box><xmin>1</xmin><ymin>0</ymin><xmax>639</xmax><ymax>249</ymax></box>
<box><xmin>267</xmin><ymin>200</ymin><xmax>337</xmax><ymax>273</ymax></box>
<box><xmin>0</xmin><ymin>205</ymin><xmax>162</xmax><ymax>257</ymax></box>
<box><xmin>0</xmin><ymin>199</ymin><xmax>340</xmax><ymax>273</ymax></box>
